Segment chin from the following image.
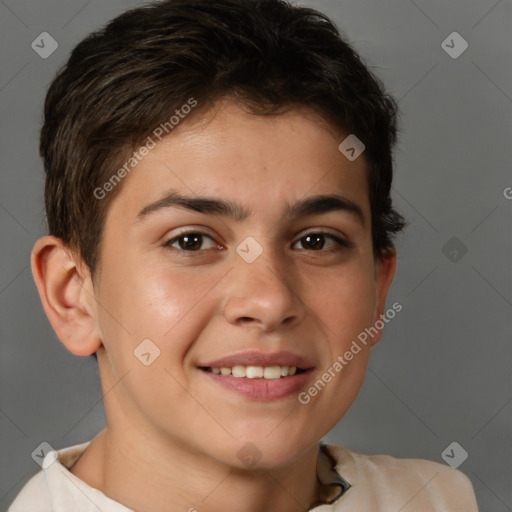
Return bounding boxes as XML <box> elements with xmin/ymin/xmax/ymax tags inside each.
<box><xmin>219</xmin><ymin>432</ymin><xmax>319</xmax><ymax>471</ymax></box>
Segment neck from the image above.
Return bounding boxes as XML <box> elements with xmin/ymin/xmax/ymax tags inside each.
<box><xmin>72</xmin><ymin>426</ymin><xmax>321</xmax><ymax>512</ymax></box>
<box><xmin>70</xmin><ymin>353</ymin><xmax>323</xmax><ymax>512</ymax></box>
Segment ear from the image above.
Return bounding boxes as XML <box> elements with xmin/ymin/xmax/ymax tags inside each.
<box><xmin>31</xmin><ymin>235</ymin><xmax>102</xmax><ymax>356</ymax></box>
<box><xmin>368</xmin><ymin>248</ymin><xmax>397</xmax><ymax>347</ymax></box>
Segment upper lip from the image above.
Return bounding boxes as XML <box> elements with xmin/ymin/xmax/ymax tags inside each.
<box><xmin>198</xmin><ymin>350</ymin><xmax>314</xmax><ymax>369</ymax></box>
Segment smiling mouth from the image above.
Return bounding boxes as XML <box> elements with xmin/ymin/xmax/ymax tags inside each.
<box><xmin>199</xmin><ymin>365</ymin><xmax>307</xmax><ymax>379</ymax></box>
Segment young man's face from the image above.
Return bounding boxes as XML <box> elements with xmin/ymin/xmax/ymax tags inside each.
<box><xmin>89</xmin><ymin>100</ymin><xmax>395</xmax><ymax>468</ymax></box>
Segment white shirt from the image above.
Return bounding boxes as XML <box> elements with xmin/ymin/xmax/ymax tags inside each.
<box><xmin>8</xmin><ymin>441</ymin><xmax>478</xmax><ymax>511</ymax></box>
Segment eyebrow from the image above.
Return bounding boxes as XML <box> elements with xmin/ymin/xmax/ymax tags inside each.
<box><xmin>137</xmin><ymin>191</ymin><xmax>250</xmax><ymax>221</ymax></box>
<box><xmin>136</xmin><ymin>191</ymin><xmax>365</xmax><ymax>226</ymax></box>
<box><xmin>285</xmin><ymin>194</ymin><xmax>365</xmax><ymax>226</ymax></box>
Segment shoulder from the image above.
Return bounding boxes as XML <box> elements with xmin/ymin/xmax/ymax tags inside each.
<box><xmin>324</xmin><ymin>444</ymin><xmax>478</xmax><ymax>511</ymax></box>
<box><xmin>8</xmin><ymin>470</ymin><xmax>52</xmax><ymax>512</ymax></box>
<box><xmin>8</xmin><ymin>440</ymin><xmax>132</xmax><ymax>512</ymax></box>
<box><xmin>7</xmin><ymin>441</ymin><xmax>92</xmax><ymax>512</ymax></box>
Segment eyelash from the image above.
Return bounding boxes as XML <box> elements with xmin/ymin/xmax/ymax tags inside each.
<box><xmin>294</xmin><ymin>232</ymin><xmax>353</xmax><ymax>251</ymax></box>
<box><xmin>163</xmin><ymin>230</ymin><xmax>221</xmax><ymax>252</ymax></box>
<box><xmin>163</xmin><ymin>229</ymin><xmax>352</xmax><ymax>252</ymax></box>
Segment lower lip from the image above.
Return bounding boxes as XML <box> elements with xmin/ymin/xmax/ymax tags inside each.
<box><xmin>199</xmin><ymin>369</ymin><xmax>312</xmax><ymax>400</ymax></box>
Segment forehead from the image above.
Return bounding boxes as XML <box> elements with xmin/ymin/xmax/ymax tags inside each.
<box><xmin>106</xmin><ymin>100</ymin><xmax>370</xmax><ymax>225</ymax></box>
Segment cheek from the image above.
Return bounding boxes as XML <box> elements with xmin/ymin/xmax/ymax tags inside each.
<box><xmin>96</xmin><ymin>259</ymin><xmax>225</xmax><ymax>363</ymax></box>
<box><xmin>299</xmin><ymin>265</ymin><xmax>375</xmax><ymax>427</ymax></box>
<box><xmin>93</xmin><ymin>259</ymin><xmax>231</xmax><ymax>439</ymax></box>
<box><xmin>306</xmin><ymin>259</ymin><xmax>376</xmax><ymax>347</ymax></box>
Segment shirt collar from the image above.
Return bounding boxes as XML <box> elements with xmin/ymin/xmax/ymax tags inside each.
<box><xmin>311</xmin><ymin>443</ymin><xmax>351</xmax><ymax>507</ymax></box>
<box><xmin>47</xmin><ymin>441</ymin><xmax>350</xmax><ymax>510</ymax></box>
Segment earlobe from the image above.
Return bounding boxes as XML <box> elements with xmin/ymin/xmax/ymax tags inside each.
<box><xmin>369</xmin><ymin>249</ymin><xmax>397</xmax><ymax>347</ymax></box>
<box><xmin>31</xmin><ymin>235</ymin><xmax>102</xmax><ymax>356</ymax></box>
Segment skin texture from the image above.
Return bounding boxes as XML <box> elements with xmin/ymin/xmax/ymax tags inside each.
<box><xmin>31</xmin><ymin>99</ymin><xmax>396</xmax><ymax>512</ymax></box>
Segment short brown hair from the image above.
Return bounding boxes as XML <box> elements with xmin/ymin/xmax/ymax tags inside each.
<box><xmin>41</xmin><ymin>0</ymin><xmax>406</xmax><ymax>276</ymax></box>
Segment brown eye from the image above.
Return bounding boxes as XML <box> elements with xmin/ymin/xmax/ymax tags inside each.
<box><xmin>292</xmin><ymin>232</ymin><xmax>351</xmax><ymax>251</ymax></box>
<box><xmin>301</xmin><ymin>234</ymin><xmax>325</xmax><ymax>250</ymax></box>
<box><xmin>178</xmin><ymin>233</ymin><xmax>203</xmax><ymax>250</ymax></box>
<box><xmin>165</xmin><ymin>232</ymin><xmax>216</xmax><ymax>251</ymax></box>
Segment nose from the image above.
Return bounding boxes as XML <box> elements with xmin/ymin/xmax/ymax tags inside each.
<box><xmin>222</xmin><ymin>252</ymin><xmax>306</xmax><ymax>332</ymax></box>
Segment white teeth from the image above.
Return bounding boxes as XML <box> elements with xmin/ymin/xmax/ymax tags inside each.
<box><xmin>263</xmin><ymin>366</ymin><xmax>282</xmax><ymax>379</ymax></box>
<box><xmin>231</xmin><ymin>365</ymin><xmax>246</xmax><ymax>378</ymax></box>
<box><xmin>208</xmin><ymin>364</ymin><xmax>302</xmax><ymax>379</ymax></box>
<box><xmin>246</xmin><ymin>366</ymin><xmax>264</xmax><ymax>379</ymax></box>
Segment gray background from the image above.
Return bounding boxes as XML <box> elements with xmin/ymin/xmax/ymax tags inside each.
<box><xmin>1</xmin><ymin>0</ymin><xmax>511</xmax><ymax>510</ymax></box>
